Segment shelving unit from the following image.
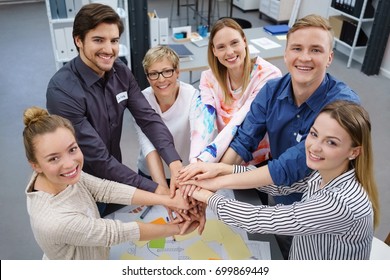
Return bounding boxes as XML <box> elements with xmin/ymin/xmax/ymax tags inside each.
<box><xmin>259</xmin><ymin>0</ymin><xmax>295</xmax><ymax>24</ymax></box>
<box><xmin>328</xmin><ymin>0</ymin><xmax>376</xmax><ymax>68</ymax></box>
<box><xmin>45</xmin><ymin>0</ymin><xmax>131</xmax><ymax>70</ymax></box>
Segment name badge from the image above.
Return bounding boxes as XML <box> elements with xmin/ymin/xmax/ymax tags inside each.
<box><xmin>116</xmin><ymin>91</ymin><xmax>128</xmax><ymax>103</ymax></box>
<box><xmin>296</xmin><ymin>133</ymin><xmax>303</xmax><ymax>143</ymax></box>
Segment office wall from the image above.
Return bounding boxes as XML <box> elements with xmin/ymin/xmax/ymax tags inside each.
<box><xmin>298</xmin><ymin>0</ymin><xmax>390</xmax><ymax>78</ymax></box>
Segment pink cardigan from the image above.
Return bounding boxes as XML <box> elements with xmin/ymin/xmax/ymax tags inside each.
<box><xmin>190</xmin><ymin>56</ymin><xmax>282</xmax><ymax>164</ymax></box>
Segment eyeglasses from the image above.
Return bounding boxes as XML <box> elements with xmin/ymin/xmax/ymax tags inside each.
<box><xmin>146</xmin><ymin>69</ymin><xmax>175</xmax><ymax>80</ymax></box>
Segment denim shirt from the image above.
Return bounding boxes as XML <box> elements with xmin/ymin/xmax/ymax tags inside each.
<box><xmin>230</xmin><ymin>73</ymin><xmax>360</xmax><ymax>204</ymax></box>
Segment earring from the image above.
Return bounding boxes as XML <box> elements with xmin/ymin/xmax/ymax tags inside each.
<box><xmin>349</xmin><ymin>157</ymin><xmax>355</xmax><ymax>160</ymax></box>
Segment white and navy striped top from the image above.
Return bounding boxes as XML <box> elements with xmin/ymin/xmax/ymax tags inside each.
<box><xmin>208</xmin><ymin>168</ymin><xmax>374</xmax><ymax>260</ymax></box>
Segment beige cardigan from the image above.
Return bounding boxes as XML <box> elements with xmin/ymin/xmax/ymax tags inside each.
<box><xmin>25</xmin><ymin>171</ymin><xmax>140</xmax><ymax>260</ymax></box>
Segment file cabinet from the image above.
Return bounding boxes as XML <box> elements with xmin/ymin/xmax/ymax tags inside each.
<box><xmin>233</xmin><ymin>0</ymin><xmax>260</xmax><ymax>11</ymax></box>
<box><xmin>259</xmin><ymin>0</ymin><xmax>294</xmax><ymax>24</ymax></box>
<box><xmin>45</xmin><ymin>0</ymin><xmax>131</xmax><ymax>70</ymax></box>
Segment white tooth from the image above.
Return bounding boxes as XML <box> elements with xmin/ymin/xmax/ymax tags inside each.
<box><xmin>310</xmin><ymin>153</ymin><xmax>321</xmax><ymax>159</ymax></box>
<box><xmin>63</xmin><ymin>169</ymin><xmax>77</xmax><ymax>177</ymax></box>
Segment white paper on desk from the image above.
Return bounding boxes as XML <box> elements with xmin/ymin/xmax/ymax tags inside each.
<box><xmin>246</xmin><ymin>240</ymin><xmax>271</xmax><ymax>260</ymax></box>
<box><xmin>108</xmin><ymin>204</ymin><xmax>272</xmax><ymax>260</ymax></box>
<box><xmin>248</xmin><ymin>44</ymin><xmax>260</xmax><ymax>57</ymax></box>
<box><xmin>250</xmin><ymin>37</ymin><xmax>281</xmax><ymax>50</ymax></box>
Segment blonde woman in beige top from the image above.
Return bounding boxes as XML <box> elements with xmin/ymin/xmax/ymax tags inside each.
<box><xmin>23</xmin><ymin>106</ymin><xmax>200</xmax><ymax>260</ymax></box>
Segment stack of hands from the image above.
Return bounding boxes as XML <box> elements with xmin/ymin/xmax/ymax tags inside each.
<box><xmin>164</xmin><ymin>162</ymin><xmax>228</xmax><ymax>236</ymax></box>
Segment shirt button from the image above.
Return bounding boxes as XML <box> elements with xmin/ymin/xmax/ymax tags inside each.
<box><xmin>297</xmin><ymin>114</ymin><xmax>300</xmax><ymax>118</ymax></box>
<box><xmin>294</xmin><ymin>132</ymin><xmax>297</xmax><ymax>136</ymax></box>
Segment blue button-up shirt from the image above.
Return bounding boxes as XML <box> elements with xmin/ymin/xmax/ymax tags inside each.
<box><xmin>230</xmin><ymin>73</ymin><xmax>360</xmax><ymax>204</ymax></box>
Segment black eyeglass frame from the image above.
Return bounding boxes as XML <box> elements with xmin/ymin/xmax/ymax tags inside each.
<box><xmin>145</xmin><ymin>68</ymin><xmax>176</xmax><ymax>80</ymax></box>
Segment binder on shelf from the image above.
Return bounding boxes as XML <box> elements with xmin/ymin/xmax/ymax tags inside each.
<box><xmin>74</xmin><ymin>0</ymin><xmax>90</xmax><ymax>14</ymax></box>
<box><xmin>159</xmin><ymin>17</ymin><xmax>169</xmax><ymax>45</ymax></box>
<box><xmin>65</xmin><ymin>0</ymin><xmax>76</xmax><ymax>18</ymax></box>
<box><xmin>340</xmin><ymin>18</ymin><xmax>368</xmax><ymax>46</ymax></box>
<box><xmin>167</xmin><ymin>44</ymin><xmax>194</xmax><ymax>62</ymax></box>
<box><xmin>147</xmin><ymin>11</ymin><xmax>169</xmax><ymax>47</ymax></box>
<box><xmin>263</xmin><ymin>24</ymin><xmax>290</xmax><ymax>35</ymax></box>
<box><xmin>148</xmin><ymin>12</ymin><xmax>159</xmax><ymax>47</ymax></box>
<box><xmin>331</xmin><ymin>0</ymin><xmax>375</xmax><ymax>19</ymax></box>
<box><xmin>49</xmin><ymin>0</ymin><xmax>59</xmax><ymax>19</ymax></box>
<box><xmin>64</xmin><ymin>27</ymin><xmax>77</xmax><ymax>59</ymax></box>
<box><xmin>54</xmin><ymin>28</ymin><xmax>68</xmax><ymax>60</ymax></box>
<box><xmin>56</xmin><ymin>0</ymin><xmax>67</xmax><ymax>18</ymax></box>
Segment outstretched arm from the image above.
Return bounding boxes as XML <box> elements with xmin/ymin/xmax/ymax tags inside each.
<box><xmin>180</xmin><ymin>164</ymin><xmax>274</xmax><ymax>193</ymax></box>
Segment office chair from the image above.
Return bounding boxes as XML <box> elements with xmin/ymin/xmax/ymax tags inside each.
<box><xmin>218</xmin><ymin>16</ymin><xmax>252</xmax><ymax>29</ymax></box>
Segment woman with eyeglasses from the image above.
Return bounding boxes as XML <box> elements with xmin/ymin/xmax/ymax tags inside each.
<box><xmin>134</xmin><ymin>45</ymin><xmax>200</xmax><ymax>192</ymax></box>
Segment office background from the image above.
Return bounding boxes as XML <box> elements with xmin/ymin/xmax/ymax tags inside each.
<box><xmin>0</xmin><ymin>0</ymin><xmax>389</xmax><ymax>259</ymax></box>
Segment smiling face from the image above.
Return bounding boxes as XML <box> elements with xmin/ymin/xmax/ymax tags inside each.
<box><xmin>30</xmin><ymin>127</ymin><xmax>83</xmax><ymax>192</ymax></box>
<box><xmin>146</xmin><ymin>57</ymin><xmax>179</xmax><ymax>101</ymax></box>
<box><xmin>305</xmin><ymin>112</ymin><xmax>361</xmax><ymax>183</ymax></box>
<box><xmin>75</xmin><ymin>22</ymin><xmax>120</xmax><ymax>77</ymax></box>
<box><xmin>284</xmin><ymin>27</ymin><xmax>333</xmax><ymax>93</ymax></box>
<box><xmin>212</xmin><ymin>26</ymin><xmax>247</xmax><ymax>71</ymax></box>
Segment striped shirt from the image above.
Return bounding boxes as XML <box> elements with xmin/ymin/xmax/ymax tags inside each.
<box><xmin>208</xmin><ymin>168</ymin><xmax>374</xmax><ymax>259</ymax></box>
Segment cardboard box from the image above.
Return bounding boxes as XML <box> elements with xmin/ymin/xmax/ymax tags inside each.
<box><xmin>329</xmin><ymin>15</ymin><xmax>344</xmax><ymax>39</ymax></box>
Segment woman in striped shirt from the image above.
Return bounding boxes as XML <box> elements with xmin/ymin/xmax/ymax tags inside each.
<box><xmin>180</xmin><ymin>100</ymin><xmax>380</xmax><ymax>259</ymax></box>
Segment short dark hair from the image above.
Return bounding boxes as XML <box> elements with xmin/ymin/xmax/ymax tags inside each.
<box><xmin>73</xmin><ymin>3</ymin><xmax>124</xmax><ymax>51</ymax></box>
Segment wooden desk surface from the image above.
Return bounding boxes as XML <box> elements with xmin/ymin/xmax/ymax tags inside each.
<box><xmin>178</xmin><ymin>27</ymin><xmax>287</xmax><ymax>72</ymax></box>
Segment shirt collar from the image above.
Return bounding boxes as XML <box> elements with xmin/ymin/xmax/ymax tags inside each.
<box><xmin>310</xmin><ymin>168</ymin><xmax>356</xmax><ymax>190</ymax></box>
<box><xmin>74</xmin><ymin>56</ymin><xmax>115</xmax><ymax>87</ymax></box>
<box><xmin>277</xmin><ymin>73</ymin><xmax>331</xmax><ymax>111</ymax></box>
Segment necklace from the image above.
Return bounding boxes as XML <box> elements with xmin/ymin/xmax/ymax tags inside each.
<box><xmin>232</xmin><ymin>86</ymin><xmax>242</xmax><ymax>95</ymax></box>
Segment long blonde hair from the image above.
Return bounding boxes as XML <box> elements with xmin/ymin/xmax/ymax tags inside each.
<box><xmin>320</xmin><ymin>100</ymin><xmax>379</xmax><ymax>228</ymax></box>
<box><xmin>208</xmin><ymin>18</ymin><xmax>255</xmax><ymax>104</ymax></box>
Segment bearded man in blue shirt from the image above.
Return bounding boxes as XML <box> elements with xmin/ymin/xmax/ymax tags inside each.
<box><xmin>46</xmin><ymin>4</ymin><xmax>183</xmax><ymax>216</ymax></box>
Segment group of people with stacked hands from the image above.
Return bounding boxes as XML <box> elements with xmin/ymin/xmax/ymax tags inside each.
<box><xmin>23</xmin><ymin>3</ymin><xmax>379</xmax><ymax>260</ymax></box>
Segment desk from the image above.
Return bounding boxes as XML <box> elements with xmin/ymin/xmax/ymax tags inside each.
<box><xmin>178</xmin><ymin>27</ymin><xmax>286</xmax><ymax>73</ymax></box>
<box><xmin>234</xmin><ymin>189</ymin><xmax>284</xmax><ymax>260</ymax></box>
<box><xmin>108</xmin><ymin>189</ymin><xmax>283</xmax><ymax>260</ymax></box>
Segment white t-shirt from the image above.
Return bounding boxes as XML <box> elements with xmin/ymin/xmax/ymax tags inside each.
<box><xmin>135</xmin><ymin>81</ymin><xmax>199</xmax><ymax>178</ymax></box>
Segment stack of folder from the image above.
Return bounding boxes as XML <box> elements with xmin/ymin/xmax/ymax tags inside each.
<box><xmin>167</xmin><ymin>44</ymin><xmax>194</xmax><ymax>62</ymax></box>
<box><xmin>263</xmin><ymin>24</ymin><xmax>290</xmax><ymax>35</ymax></box>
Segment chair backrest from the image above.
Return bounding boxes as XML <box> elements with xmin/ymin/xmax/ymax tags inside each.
<box><xmin>218</xmin><ymin>17</ymin><xmax>252</xmax><ymax>29</ymax></box>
